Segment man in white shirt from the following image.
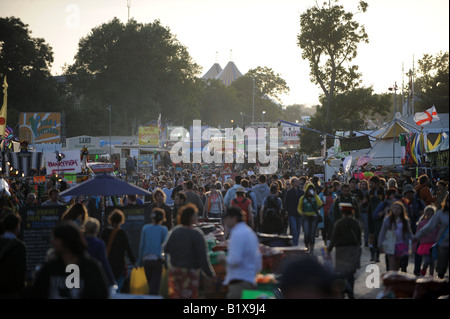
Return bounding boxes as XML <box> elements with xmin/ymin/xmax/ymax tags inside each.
<box><xmin>221</xmin><ymin>207</ymin><xmax>262</xmax><ymax>299</ymax></box>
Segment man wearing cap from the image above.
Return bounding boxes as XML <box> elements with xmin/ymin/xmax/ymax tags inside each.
<box><xmin>221</xmin><ymin>207</ymin><xmax>262</xmax><ymax>299</ymax></box>
<box><xmin>230</xmin><ymin>187</ymin><xmax>254</xmax><ymax>228</ymax></box>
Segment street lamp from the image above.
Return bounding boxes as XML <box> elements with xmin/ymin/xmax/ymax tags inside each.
<box><xmin>106</xmin><ymin>105</ymin><xmax>112</xmax><ymax>163</ymax></box>
<box><xmin>240</xmin><ymin>112</ymin><xmax>244</xmax><ymax>128</ymax></box>
<box><xmin>388</xmin><ymin>82</ymin><xmax>398</xmax><ymax>165</ymax></box>
<box><xmin>252</xmin><ymin>78</ymin><xmax>255</xmax><ymax>125</ymax></box>
<box><xmin>262</xmin><ymin>111</ymin><xmax>266</xmax><ymax>127</ymax></box>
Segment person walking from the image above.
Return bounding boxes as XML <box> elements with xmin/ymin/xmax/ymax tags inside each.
<box><xmin>402</xmin><ymin>184</ymin><xmax>426</xmax><ymax>274</ymax></box>
<box><xmin>359</xmin><ymin>180</ymin><xmax>370</xmax><ymax>247</ymax></box>
<box><xmin>297</xmin><ymin>182</ymin><xmax>323</xmax><ymax>254</ymax></box>
<box><xmin>332</xmin><ymin>184</ymin><xmax>360</xmax><ymax>224</ymax></box>
<box><xmin>231</xmin><ymin>187</ymin><xmax>254</xmax><ymax>229</ymax></box>
<box><xmin>138</xmin><ymin>208</ymin><xmax>168</xmax><ymax>295</ymax></box>
<box><xmin>83</xmin><ymin>217</ymin><xmax>116</xmax><ymax>287</ymax></box>
<box><xmin>223</xmin><ymin>175</ymin><xmax>243</xmax><ymax>208</ymax></box>
<box><xmin>413</xmin><ymin>194</ymin><xmax>449</xmax><ymax>279</ymax></box>
<box><xmin>319</xmin><ymin>183</ymin><xmax>337</xmax><ymax>246</ymax></box>
<box><xmin>367</xmin><ymin>176</ymin><xmax>385</xmax><ymax>262</ymax></box>
<box><xmin>0</xmin><ymin>213</ymin><xmax>27</xmax><ymax>299</ymax></box>
<box><xmin>252</xmin><ymin>175</ymin><xmax>271</xmax><ymax>231</ymax></box>
<box><xmin>203</xmin><ymin>183</ymin><xmax>225</xmax><ymax>219</ymax></box>
<box><xmin>163</xmin><ymin>203</ymin><xmax>215</xmax><ymax>299</ymax></box>
<box><xmin>414</xmin><ymin>174</ymin><xmax>436</xmax><ymax>206</ymax></box>
<box><xmin>414</xmin><ymin>206</ymin><xmax>439</xmax><ymax>276</ymax></box>
<box><xmin>327</xmin><ymin>203</ymin><xmax>362</xmax><ymax>299</ymax></box>
<box><xmin>31</xmin><ymin>221</ymin><xmax>110</xmax><ymax>299</ymax></box>
<box><xmin>378</xmin><ymin>201</ymin><xmax>413</xmax><ymax>271</ymax></box>
<box><xmin>150</xmin><ymin>188</ymin><xmax>173</xmax><ymax>230</ymax></box>
<box><xmin>284</xmin><ymin>177</ymin><xmax>305</xmax><ymax>246</ymax></box>
<box><xmin>101</xmin><ymin>209</ymin><xmax>137</xmax><ymax>292</ymax></box>
<box><xmin>221</xmin><ymin>207</ymin><xmax>262</xmax><ymax>299</ymax></box>
<box><xmin>260</xmin><ymin>184</ymin><xmax>284</xmax><ymax>235</ymax></box>
<box><xmin>183</xmin><ymin>180</ymin><xmax>204</xmax><ymax>213</ymax></box>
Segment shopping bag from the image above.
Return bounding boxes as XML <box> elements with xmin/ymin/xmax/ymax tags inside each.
<box><xmin>382</xmin><ymin>229</ymin><xmax>396</xmax><ymax>255</ymax></box>
<box><xmin>129</xmin><ymin>267</ymin><xmax>148</xmax><ymax>295</ymax></box>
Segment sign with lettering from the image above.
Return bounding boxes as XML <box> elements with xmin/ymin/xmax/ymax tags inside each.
<box><xmin>339</xmin><ymin>136</ymin><xmax>372</xmax><ymax>152</ymax></box>
<box><xmin>44</xmin><ymin>150</ymin><xmax>82</xmax><ymax>174</ymax></box>
<box><xmin>139</xmin><ymin>127</ymin><xmax>160</xmax><ymax>146</ymax></box>
<box><xmin>19</xmin><ymin>113</ymin><xmax>61</xmax><ymax>144</ymax></box>
<box><xmin>19</xmin><ymin>205</ymin><xmax>67</xmax><ymax>274</ymax></box>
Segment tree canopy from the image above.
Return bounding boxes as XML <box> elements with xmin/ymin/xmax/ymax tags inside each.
<box><xmin>65</xmin><ymin>18</ymin><xmax>201</xmax><ymax>136</ymax></box>
<box><xmin>298</xmin><ymin>0</ymin><xmax>369</xmax><ymax>129</ymax></box>
<box><xmin>414</xmin><ymin>51</ymin><xmax>449</xmax><ymax>113</ymax></box>
<box><xmin>0</xmin><ymin>16</ymin><xmax>61</xmax><ymax>129</ymax></box>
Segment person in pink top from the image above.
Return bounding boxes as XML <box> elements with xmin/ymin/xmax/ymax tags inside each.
<box><xmin>415</xmin><ymin>205</ymin><xmax>440</xmax><ymax>276</ymax></box>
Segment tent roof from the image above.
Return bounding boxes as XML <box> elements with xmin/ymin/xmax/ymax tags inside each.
<box><xmin>202</xmin><ymin>63</ymin><xmax>223</xmax><ymax>80</ymax></box>
<box><xmin>215</xmin><ymin>61</ymin><xmax>243</xmax><ymax>86</ymax></box>
<box><xmin>373</xmin><ymin>120</ymin><xmax>412</xmax><ymax>139</ymax></box>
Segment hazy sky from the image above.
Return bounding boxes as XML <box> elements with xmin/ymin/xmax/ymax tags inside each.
<box><xmin>1</xmin><ymin>0</ymin><xmax>449</xmax><ymax>107</ymax></box>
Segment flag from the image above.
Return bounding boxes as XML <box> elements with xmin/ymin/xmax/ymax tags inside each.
<box><xmin>425</xmin><ymin>133</ymin><xmax>442</xmax><ymax>153</ymax></box>
<box><xmin>414</xmin><ymin>106</ymin><xmax>439</xmax><ymax>126</ymax></box>
<box><xmin>0</xmin><ymin>76</ymin><xmax>7</xmax><ymax>137</ymax></box>
<box><xmin>404</xmin><ymin>133</ymin><xmax>414</xmax><ymax>165</ymax></box>
<box><xmin>411</xmin><ymin>133</ymin><xmax>426</xmax><ymax>164</ymax></box>
<box><xmin>157</xmin><ymin>113</ymin><xmax>161</xmax><ymax>131</ymax></box>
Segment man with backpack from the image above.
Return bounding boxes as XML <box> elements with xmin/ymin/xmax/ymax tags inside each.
<box><xmin>259</xmin><ymin>184</ymin><xmax>284</xmax><ymax>235</ymax></box>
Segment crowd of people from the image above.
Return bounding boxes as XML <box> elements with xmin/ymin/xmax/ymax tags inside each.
<box><xmin>0</xmin><ymin>160</ymin><xmax>448</xmax><ymax>299</ymax></box>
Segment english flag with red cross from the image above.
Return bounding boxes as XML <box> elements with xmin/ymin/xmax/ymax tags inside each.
<box><xmin>414</xmin><ymin>105</ymin><xmax>439</xmax><ymax>126</ymax></box>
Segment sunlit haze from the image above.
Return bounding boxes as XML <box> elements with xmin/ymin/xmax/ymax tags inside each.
<box><xmin>1</xmin><ymin>0</ymin><xmax>449</xmax><ymax>107</ymax></box>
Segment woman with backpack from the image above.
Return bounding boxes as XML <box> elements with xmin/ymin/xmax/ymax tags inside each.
<box><xmin>231</xmin><ymin>187</ymin><xmax>254</xmax><ymax>229</ymax></box>
<box><xmin>297</xmin><ymin>182</ymin><xmax>323</xmax><ymax>255</ymax></box>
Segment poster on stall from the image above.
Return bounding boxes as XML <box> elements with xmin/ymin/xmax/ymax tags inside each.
<box><xmin>139</xmin><ymin>127</ymin><xmax>160</xmax><ymax>146</ymax></box>
<box><xmin>44</xmin><ymin>150</ymin><xmax>82</xmax><ymax>174</ymax></box>
<box><xmin>19</xmin><ymin>205</ymin><xmax>67</xmax><ymax>274</ymax></box>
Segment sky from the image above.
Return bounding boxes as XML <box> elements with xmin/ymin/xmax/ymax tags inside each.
<box><xmin>1</xmin><ymin>0</ymin><xmax>449</xmax><ymax>108</ymax></box>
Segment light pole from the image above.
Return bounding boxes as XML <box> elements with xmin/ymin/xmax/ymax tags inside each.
<box><xmin>107</xmin><ymin>105</ymin><xmax>112</xmax><ymax>163</ymax></box>
<box><xmin>262</xmin><ymin>111</ymin><xmax>266</xmax><ymax>127</ymax></box>
<box><xmin>252</xmin><ymin>78</ymin><xmax>255</xmax><ymax>125</ymax></box>
<box><xmin>388</xmin><ymin>82</ymin><xmax>398</xmax><ymax>165</ymax></box>
<box><xmin>240</xmin><ymin>112</ymin><xmax>244</xmax><ymax>128</ymax></box>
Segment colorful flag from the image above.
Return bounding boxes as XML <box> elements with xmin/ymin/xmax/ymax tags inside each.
<box><xmin>0</xmin><ymin>76</ymin><xmax>7</xmax><ymax>137</ymax></box>
<box><xmin>414</xmin><ymin>106</ymin><xmax>439</xmax><ymax>126</ymax></box>
<box><xmin>411</xmin><ymin>133</ymin><xmax>426</xmax><ymax>164</ymax></box>
<box><xmin>425</xmin><ymin>133</ymin><xmax>442</xmax><ymax>153</ymax></box>
<box><xmin>404</xmin><ymin>133</ymin><xmax>414</xmax><ymax>165</ymax></box>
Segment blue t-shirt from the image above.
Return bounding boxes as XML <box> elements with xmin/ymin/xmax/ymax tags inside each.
<box><xmin>138</xmin><ymin>224</ymin><xmax>168</xmax><ymax>265</ymax></box>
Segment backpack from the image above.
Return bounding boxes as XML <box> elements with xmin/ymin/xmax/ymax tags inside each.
<box><xmin>262</xmin><ymin>196</ymin><xmax>283</xmax><ymax>234</ymax></box>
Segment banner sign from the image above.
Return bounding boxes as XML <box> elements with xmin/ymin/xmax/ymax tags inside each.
<box><xmin>339</xmin><ymin>135</ymin><xmax>371</xmax><ymax>152</ymax></box>
<box><xmin>139</xmin><ymin>127</ymin><xmax>160</xmax><ymax>146</ymax></box>
<box><xmin>19</xmin><ymin>112</ymin><xmax>61</xmax><ymax>144</ymax></box>
<box><xmin>44</xmin><ymin>150</ymin><xmax>82</xmax><ymax>174</ymax></box>
<box><xmin>19</xmin><ymin>205</ymin><xmax>67</xmax><ymax>274</ymax></box>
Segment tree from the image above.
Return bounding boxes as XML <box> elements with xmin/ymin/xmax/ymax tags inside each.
<box><xmin>245</xmin><ymin>66</ymin><xmax>290</xmax><ymax>105</ymax></box>
<box><xmin>0</xmin><ymin>17</ymin><xmax>61</xmax><ymax>130</ymax></box>
<box><xmin>298</xmin><ymin>0</ymin><xmax>369</xmax><ymax>130</ymax></box>
<box><xmin>414</xmin><ymin>51</ymin><xmax>449</xmax><ymax>113</ymax></box>
<box><xmin>66</xmin><ymin>18</ymin><xmax>201</xmax><ymax>136</ymax></box>
<box><xmin>229</xmin><ymin>67</ymin><xmax>289</xmax><ymax>125</ymax></box>
<box><xmin>197</xmin><ymin>78</ymin><xmax>245</xmax><ymax>127</ymax></box>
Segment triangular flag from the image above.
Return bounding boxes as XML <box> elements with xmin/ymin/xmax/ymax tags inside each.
<box><xmin>414</xmin><ymin>105</ymin><xmax>439</xmax><ymax>126</ymax></box>
<box><xmin>0</xmin><ymin>76</ymin><xmax>7</xmax><ymax>137</ymax></box>
<box><xmin>426</xmin><ymin>133</ymin><xmax>442</xmax><ymax>152</ymax></box>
